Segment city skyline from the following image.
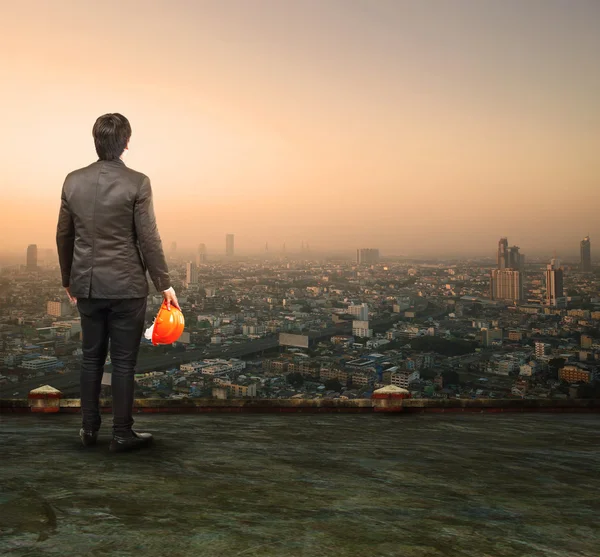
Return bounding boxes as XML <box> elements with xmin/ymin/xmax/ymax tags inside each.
<box><xmin>5</xmin><ymin>234</ymin><xmax>593</xmax><ymax>265</ymax></box>
<box><xmin>1</xmin><ymin>0</ymin><xmax>599</xmax><ymax>255</ymax></box>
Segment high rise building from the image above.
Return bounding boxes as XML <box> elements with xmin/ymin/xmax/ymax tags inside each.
<box><xmin>497</xmin><ymin>238</ymin><xmax>508</xmax><ymax>269</ymax></box>
<box><xmin>226</xmin><ymin>234</ymin><xmax>234</xmax><ymax>257</ymax></box>
<box><xmin>580</xmin><ymin>236</ymin><xmax>592</xmax><ymax>272</ymax></box>
<box><xmin>507</xmin><ymin>246</ymin><xmax>521</xmax><ymax>270</ymax></box>
<box><xmin>481</xmin><ymin>328</ymin><xmax>503</xmax><ymax>347</ymax></box>
<box><xmin>581</xmin><ymin>335</ymin><xmax>593</xmax><ymax>349</ymax></box>
<box><xmin>205</xmin><ymin>286</ymin><xmax>217</xmax><ymax>298</ymax></box>
<box><xmin>26</xmin><ymin>244</ymin><xmax>37</xmax><ymax>270</ymax></box>
<box><xmin>196</xmin><ymin>243</ymin><xmax>207</xmax><ymax>266</ymax></box>
<box><xmin>38</xmin><ymin>248</ymin><xmax>56</xmax><ymax>267</ymax></box>
<box><xmin>348</xmin><ymin>303</ymin><xmax>369</xmax><ymax>321</ymax></box>
<box><xmin>357</xmin><ymin>248</ymin><xmax>380</xmax><ymax>265</ymax></box>
<box><xmin>492</xmin><ymin>238</ymin><xmax>524</xmax><ymax>301</ymax></box>
<box><xmin>490</xmin><ymin>269</ymin><xmax>523</xmax><ymax>302</ymax></box>
<box><xmin>545</xmin><ymin>258</ymin><xmax>564</xmax><ymax>307</ymax></box>
<box><xmin>47</xmin><ymin>300</ymin><xmax>69</xmax><ymax>317</ymax></box>
<box><xmin>352</xmin><ymin>320</ymin><xmax>373</xmax><ymax>338</ymax></box>
<box><xmin>185</xmin><ymin>261</ymin><xmax>198</xmax><ymax>286</ymax></box>
<box><xmin>497</xmin><ymin>238</ymin><xmax>523</xmax><ymax>270</ymax></box>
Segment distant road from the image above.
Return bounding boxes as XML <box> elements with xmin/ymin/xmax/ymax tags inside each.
<box><xmin>0</xmin><ymin>315</ymin><xmax>399</xmax><ymax>398</ymax></box>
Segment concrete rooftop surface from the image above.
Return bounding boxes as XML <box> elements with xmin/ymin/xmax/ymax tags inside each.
<box><xmin>0</xmin><ymin>414</ymin><xmax>599</xmax><ymax>557</ymax></box>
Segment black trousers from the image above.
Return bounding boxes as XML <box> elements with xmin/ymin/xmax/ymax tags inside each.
<box><xmin>77</xmin><ymin>297</ymin><xmax>147</xmax><ymax>435</ymax></box>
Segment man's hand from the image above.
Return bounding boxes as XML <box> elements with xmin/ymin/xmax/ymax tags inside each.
<box><xmin>65</xmin><ymin>287</ymin><xmax>77</xmax><ymax>304</ymax></box>
<box><xmin>162</xmin><ymin>287</ymin><xmax>180</xmax><ymax>311</ymax></box>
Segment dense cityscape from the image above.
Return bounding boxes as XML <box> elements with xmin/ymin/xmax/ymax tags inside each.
<box><xmin>2</xmin><ymin>2</ymin><xmax>599</xmax><ymax>555</ymax></box>
<box><xmin>1</xmin><ymin>235</ymin><xmax>598</xmax><ymax>402</ymax></box>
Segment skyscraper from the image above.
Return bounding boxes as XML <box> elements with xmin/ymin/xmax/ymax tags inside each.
<box><xmin>357</xmin><ymin>248</ymin><xmax>380</xmax><ymax>265</ymax></box>
<box><xmin>196</xmin><ymin>243</ymin><xmax>207</xmax><ymax>266</ymax></box>
<box><xmin>545</xmin><ymin>258</ymin><xmax>564</xmax><ymax>307</ymax></box>
<box><xmin>492</xmin><ymin>238</ymin><xmax>525</xmax><ymax>301</ymax></box>
<box><xmin>300</xmin><ymin>241</ymin><xmax>310</xmax><ymax>255</ymax></box>
<box><xmin>490</xmin><ymin>269</ymin><xmax>523</xmax><ymax>302</ymax></box>
<box><xmin>185</xmin><ymin>261</ymin><xmax>198</xmax><ymax>286</ymax></box>
<box><xmin>226</xmin><ymin>234</ymin><xmax>234</xmax><ymax>256</ymax></box>
<box><xmin>507</xmin><ymin>246</ymin><xmax>521</xmax><ymax>270</ymax></box>
<box><xmin>497</xmin><ymin>238</ymin><xmax>508</xmax><ymax>269</ymax></box>
<box><xmin>26</xmin><ymin>244</ymin><xmax>37</xmax><ymax>270</ymax></box>
<box><xmin>580</xmin><ymin>236</ymin><xmax>592</xmax><ymax>272</ymax></box>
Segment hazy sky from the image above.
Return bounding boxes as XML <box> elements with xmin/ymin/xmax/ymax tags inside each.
<box><xmin>1</xmin><ymin>0</ymin><xmax>598</xmax><ymax>258</ymax></box>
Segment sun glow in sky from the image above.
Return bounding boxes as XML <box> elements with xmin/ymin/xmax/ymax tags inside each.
<box><xmin>1</xmin><ymin>0</ymin><xmax>598</xmax><ymax>257</ymax></box>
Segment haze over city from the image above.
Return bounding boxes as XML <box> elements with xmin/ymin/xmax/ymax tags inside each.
<box><xmin>1</xmin><ymin>0</ymin><xmax>598</xmax><ymax>259</ymax></box>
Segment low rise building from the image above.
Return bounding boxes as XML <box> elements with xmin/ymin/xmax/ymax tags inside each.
<box><xmin>560</xmin><ymin>365</ymin><xmax>594</xmax><ymax>384</ymax></box>
<box><xmin>535</xmin><ymin>342</ymin><xmax>552</xmax><ymax>358</ymax></box>
<box><xmin>390</xmin><ymin>370</ymin><xmax>420</xmax><ymax>389</ymax></box>
<box><xmin>350</xmin><ymin>371</ymin><xmax>373</xmax><ymax>387</ymax></box>
<box><xmin>20</xmin><ymin>356</ymin><xmax>59</xmax><ymax>372</ymax></box>
<box><xmin>319</xmin><ymin>368</ymin><xmax>349</xmax><ymax>384</ymax></box>
<box><xmin>519</xmin><ymin>362</ymin><xmax>538</xmax><ymax>376</ymax></box>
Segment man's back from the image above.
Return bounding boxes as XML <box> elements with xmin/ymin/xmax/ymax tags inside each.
<box><xmin>57</xmin><ymin>113</ymin><xmax>178</xmax><ymax>452</ymax></box>
<box><xmin>57</xmin><ymin>158</ymin><xmax>170</xmax><ymax>299</ymax></box>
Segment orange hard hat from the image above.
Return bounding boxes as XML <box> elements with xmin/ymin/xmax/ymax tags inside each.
<box><xmin>151</xmin><ymin>301</ymin><xmax>185</xmax><ymax>345</ymax></box>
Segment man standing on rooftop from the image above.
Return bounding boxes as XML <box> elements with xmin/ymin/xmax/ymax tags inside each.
<box><xmin>56</xmin><ymin>113</ymin><xmax>179</xmax><ymax>453</ymax></box>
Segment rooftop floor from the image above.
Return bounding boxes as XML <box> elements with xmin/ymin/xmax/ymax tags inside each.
<box><xmin>1</xmin><ymin>413</ymin><xmax>599</xmax><ymax>557</ymax></box>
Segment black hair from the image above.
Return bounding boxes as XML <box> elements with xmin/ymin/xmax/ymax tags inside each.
<box><xmin>92</xmin><ymin>113</ymin><xmax>132</xmax><ymax>161</ymax></box>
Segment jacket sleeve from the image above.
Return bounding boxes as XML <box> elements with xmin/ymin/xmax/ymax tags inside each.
<box><xmin>134</xmin><ymin>175</ymin><xmax>171</xmax><ymax>292</ymax></box>
<box><xmin>56</xmin><ymin>184</ymin><xmax>75</xmax><ymax>288</ymax></box>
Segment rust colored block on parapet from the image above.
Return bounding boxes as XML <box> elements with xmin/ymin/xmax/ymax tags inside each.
<box><xmin>371</xmin><ymin>385</ymin><xmax>411</xmax><ymax>412</ymax></box>
<box><xmin>28</xmin><ymin>385</ymin><xmax>62</xmax><ymax>413</ymax></box>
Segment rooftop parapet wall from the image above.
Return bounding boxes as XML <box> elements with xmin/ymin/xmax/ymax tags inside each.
<box><xmin>401</xmin><ymin>398</ymin><xmax>600</xmax><ymax>412</ymax></box>
<box><xmin>0</xmin><ymin>397</ymin><xmax>373</xmax><ymax>413</ymax></box>
<box><xmin>1</xmin><ymin>397</ymin><xmax>599</xmax><ymax>413</ymax></box>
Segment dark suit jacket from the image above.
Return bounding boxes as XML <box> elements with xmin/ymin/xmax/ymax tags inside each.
<box><xmin>56</xmin><ymin>159</ymin><xmax>171</xmax><ymax>299</ymax></box>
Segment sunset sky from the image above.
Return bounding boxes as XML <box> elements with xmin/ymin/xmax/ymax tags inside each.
<box><xmin>1</xmin><ymin>0</ymin><xmax>598</xmax><ymax>258</ymax></box>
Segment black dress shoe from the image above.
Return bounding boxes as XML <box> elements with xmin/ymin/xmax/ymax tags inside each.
<box><xmin>109</xmin><ymin>430</ymin><xmax>153</xmax><ymax>453</ymax></box>
<box><xmin>79</xmin><ymin>428</ymin><xmax>98</xmax><ymax>447</ymax></box>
